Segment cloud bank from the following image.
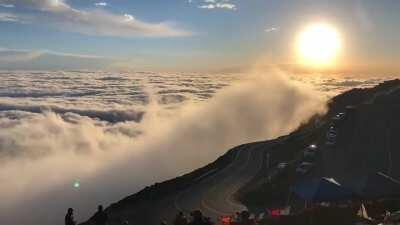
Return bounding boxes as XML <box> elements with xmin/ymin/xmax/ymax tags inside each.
<box><xmin>0</xmin><ymin>0</ymin><xmax>190</xmax><ymax>37</ymax></box>
<box><xmin>0</xmin><ymin>70</ymin><xmax>326</xmax><ymax>225</ymax></box>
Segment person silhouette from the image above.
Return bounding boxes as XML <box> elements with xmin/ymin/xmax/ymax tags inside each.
<box><xmin>93</xmin><ymin>205</ymin><xmax>108</xmax><ymax>225</ymax></box>
<box><xmin>188</xmin><ymin>210</ymin><xmax>209</xmax><ymax>225</ymax></box>
<box><xmin>239</xmin><ymin>211</ymin><xmax>257</xmax><ymax>225</ymax></box>
<box><xmin>65</xmin><ymin>208</ymin><xmax>76</xmax><ymax>225</ymax></box>
<box><xmin>174</xmin><ymin>211</ymin><xmax>188</xmax><ymax>225</ymax></box>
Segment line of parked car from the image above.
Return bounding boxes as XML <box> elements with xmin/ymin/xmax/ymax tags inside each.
<box><xmin>325</xmin><ymin>111</ymin><xmax>346</xmax><ymax>146</ymax></box>
<box><xmin>268</xmin><ymin>111</ymin><xmax>348</xmax><ymax>180</ymax></box>
<box><xmin>296</xmin><ymin>144</ymin><xmax>318</xmax><ymax>175</ymax></box>
<box><xmin>267</xmin><ymin>144</ymin><xmax>320</xmax><ymax>178</ymax></box>
<box><xmin>296</xmin><ymin>111</ymin><xmax>347</xmax><ymax>175</ymax></box>
<box><xmin>325</xmin><ymin>125</ymin><xmax>337</xmax><ymax>146</ymax></box>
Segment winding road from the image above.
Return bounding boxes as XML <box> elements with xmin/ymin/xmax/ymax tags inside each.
<box><xmin>162</xmin><ymin>143</ymin><xmax>266</xmax><ymax>220</ymax></box>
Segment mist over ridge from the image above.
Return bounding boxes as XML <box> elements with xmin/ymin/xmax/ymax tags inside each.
<box><xmin>0</xmin><ymin>70</ymin><xmax>392</xmax><ymax>225</ymax></box>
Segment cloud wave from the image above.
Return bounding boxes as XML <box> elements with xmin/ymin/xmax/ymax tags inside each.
<box><xmin>0</xmin><ymin>70</ymin><xmax>326</xmax><ymax>225</ymax></box>
<box><xmin>0</xmin><ymin>101</ymin><xmax>145</xmax><ymax>123</ymax></box>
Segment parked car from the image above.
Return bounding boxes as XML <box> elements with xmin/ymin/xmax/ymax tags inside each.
<box><xmin>326</xmin><ymin>127</ymin><xmax>337</xmax><ymax>146</ymax></box>
<box><xmin>332</xmin><ymin>112</ymin><xmax>346</xmax><ymax>121</ymax></box>
<box><xmin>304</xmin><ymin>148</ymin><xmax>317</xmax><ymax>159</ymax></box>
<box><xmin>296</xmin><ymin>162</ymin><xmax>314</xmax><ymax>174</ymax></box>
<box><xmin>325</xmin><ymin>137</ymin><xmax>336</xmax><ymax>146</ymax></box>
<box><xmin>266</xmin><ymin>162</ymin><xmax>289</xmax><ymax>182</ymax></box>
<box><xmin>308</xmin><ymin>144</ymin><xmax>317</xmax><ymax>150</ymax></box>
<box><xmin>326</xmin><ymin>131</ymin><xmax>337</xmax><ymax>139</ymax></box>
<box><xmin>328</xmin><ymin>125</ymin><xmax>337</xmax><ymax>132</ymax></box>
<box><xmin>326</xmin><ymin>126</ymin><xmax>337</xmax><ymax>138</ymax></box>
<box><xmin>277</xmin><ymin>162</ymin><xmax>288</xmax><ymax>170</ymax></box>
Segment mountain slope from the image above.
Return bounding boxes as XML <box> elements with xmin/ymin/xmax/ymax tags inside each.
<box><xmin>81</xmin><ymin>79</ymin><xmax>400</xmax><ymax>225</ymax></box>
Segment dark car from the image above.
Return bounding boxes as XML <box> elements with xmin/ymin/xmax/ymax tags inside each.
<box><xmin>296</xmin><ymin>162</ymin><xmax>314</xmax><ymax>175</ymax></box>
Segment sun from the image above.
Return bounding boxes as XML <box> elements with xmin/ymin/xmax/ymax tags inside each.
<box><xmin>296</xmin><ymin>23</ymin><xmax>342</xmax><ymax>67</ymax></box>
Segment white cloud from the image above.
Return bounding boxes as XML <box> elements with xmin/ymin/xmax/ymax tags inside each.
<box><xmin>0</xmin><ymin>12</ymin><xmax>20</xmax><ymax>22</ymax></box>
<box><xmin>265</xmin><ymin>27</ymin><xmax>279</xmax><ymax>33</ymax></box>
<box><xmin>0</xmin><ymin>3</ymin><xmax>14</xmax><ymax>7</ymax></box>
<box><xmin>199</xmin><ymin>4</ymin><xmax>215</xmax><ymax>9</ymax></box>
<box><xmin>124</xmin><ymin>14</ymin><xmax>135</xmax><ymax>22</ymax></box>
<box><xmin>215</xmin><ymin>3</ymin><xmax>236</xmax><ymax>10</ymax></box>
<box><xmin>198</xmin><ymin>0</ymin><xmax>236</xmax><ymax>10</ymax></box>
<box><xmin>0</xmin><ymin>0</ymin><xmax>191</xmax><ymax>37</ymax></box>
<box><xmin>94</xmin><ymin>2</ymin><xmax>107</xmax><ymax>7</ymax></box>
<box><xmin>0</xmin><ymin>0</ymin><xmax>63</xmax><ymax>10</ymax></box>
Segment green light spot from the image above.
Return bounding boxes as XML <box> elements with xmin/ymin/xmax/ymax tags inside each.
<box><xmin>73</xmin><ymin>181</ymin><xmax>80</xmax><ymax>188</ymax></box>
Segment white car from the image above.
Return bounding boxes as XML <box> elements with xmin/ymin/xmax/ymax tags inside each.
<box><xmin>332</xmin><ymin>112</ymin><xmax>346</xmax><ymax>121</ymax></box>
<box><xmin>296</xmin><ymin>162</ymin><xmax>314</xmax><ymax>174</ymax></box>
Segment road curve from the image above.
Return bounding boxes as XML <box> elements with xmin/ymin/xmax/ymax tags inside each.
<box><xmin>168</xmin><ymin>143</ymin><xmax>265</xmax><ymax>220</ymax></box>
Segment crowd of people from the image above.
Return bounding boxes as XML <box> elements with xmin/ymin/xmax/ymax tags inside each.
<box><xmin>65</xmin><ymin>207</ymin><xmax>261</xmax><ymax>225</ymax></box>
<box><xmin>166</xmin><ymin>210</ymin><xmax>214</xmax><ymax>225</ymax></box>
<box><xmin>165</xmin><ymin>210</ymin><xmax>259</xmax><ymax>225</ymax></box>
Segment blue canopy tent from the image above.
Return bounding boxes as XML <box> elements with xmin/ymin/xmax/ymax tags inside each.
<box><xmin>342</xmin><ymin>172</ymin><xmax>400</xmax><ymax>199</ymax></box>
<box><xmin>292</xmin><ymin>177</ymin><xmax>354</xmax><ymax>202</ymax></box>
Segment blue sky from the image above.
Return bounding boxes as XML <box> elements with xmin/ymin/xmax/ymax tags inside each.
<box><xmin>0</xmin><ymin>0</ymin><xmax>399</xmax><ymax>72</ymax></box>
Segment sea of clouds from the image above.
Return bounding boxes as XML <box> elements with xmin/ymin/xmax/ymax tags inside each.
<box><xmin>0</xmin><ymin>70</ymin><xmax>395</xmax><ymax>225</ymax></box>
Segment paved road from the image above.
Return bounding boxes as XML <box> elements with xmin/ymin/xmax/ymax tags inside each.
<box><xmin>165</xmin><ymin>143</ymin><xmax>265</xmax><ymax>220</ymax></box>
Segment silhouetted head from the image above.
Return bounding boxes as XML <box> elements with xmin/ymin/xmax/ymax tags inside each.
<box><xmin>241</xmin><ymin>211</ymin><xmax>250</xmax><ymax>220</ymax></box>
<box><xmin>191</xmin><ymin>210</ymin><xmax>203</xmax><ymax>220</ymax></box>
<box><xmin>98</xmin><ymin>205</ymin><xmax>103</xmax><ymax>212</ymax></box>
<box><xmin>67</xmin><ymin>208</ymin><xmax>73</xmax><ymax>214</ymax></box>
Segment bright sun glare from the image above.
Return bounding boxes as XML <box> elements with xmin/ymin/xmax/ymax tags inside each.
<box><xmin>296</xmin><ymin>23</ymin><xmax>342</xmax><ymax>67</ymax></box>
